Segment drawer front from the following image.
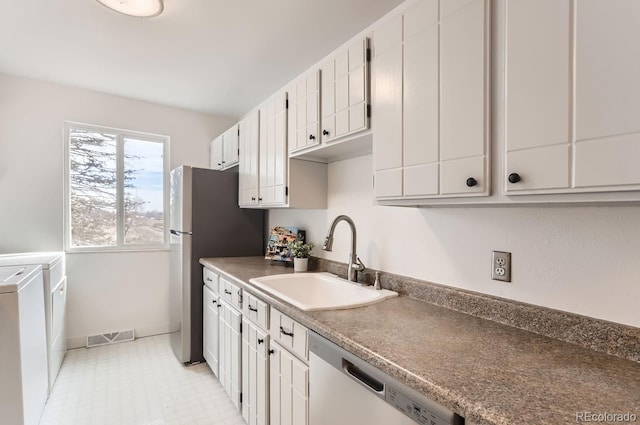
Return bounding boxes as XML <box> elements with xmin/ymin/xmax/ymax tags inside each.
<box><xmin>203</xmin><ymin>268</ymin><xmax>219</xmax><ymax>293</ymax></box>
<box><xmin>242</xmin><ymin>293</ymin><xmax>269</xmax><ymax>330</ymax></box>
<box><xmin>51</xmin><ymin>276</ymin><xmax>67</xmax><ymax>341</ymax></box>
<box><xmin>221</xmin><ymin>277</ymin><xmax>242</xmax><ymax>310</ymax></box>
<box><xmin>270</xmin><ymin>308</ymin><xmax>308</xmax><ymax>361</ymax></box>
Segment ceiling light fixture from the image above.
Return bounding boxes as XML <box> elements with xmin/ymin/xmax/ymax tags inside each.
<box><xmin>96</xmin><ymin>0</ymin><xmax>164</xmax><ymax>18</ymax></box>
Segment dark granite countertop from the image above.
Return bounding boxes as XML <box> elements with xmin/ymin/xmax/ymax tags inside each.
<box><xmin>200</xmin><ymin>256</ymin><xmax>640</xmax><ymax>425</ymax></box>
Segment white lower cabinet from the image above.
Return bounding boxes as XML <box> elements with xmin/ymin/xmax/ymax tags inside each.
<box><xmin>203</xmin><ymin>285</ymin><xmax>220</xmax><ymax>377</ymax></box>
<box><xmin>242</xmin><ymin>318</ymin><xmax>269</xmax><ymax>425</ymax></box>
<box><xmin>202</xmin><ymin>267</ymin><xmax>309</xmax><ymax>425</ymax></box>
<box><xmin>269</xmin><ymin>308</ymin><xmax>309</xmax><ymax>425</ymax></box>
<box><xmin>269</xmin><ymin>341</ymin><xmax>309</xmax><ymax>425</ymax></box>
<box><xmin>219</xmin><ymin>299</ymin><xmax>242</xmax><ymax>410</ymax></box>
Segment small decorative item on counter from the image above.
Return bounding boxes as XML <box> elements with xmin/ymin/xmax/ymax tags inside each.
<box><xmin>287</xmin><ymin>237</ymin><xmax>315</xmax><ymax>272</ymax></box>
<box><xmin>266</xmin><ymin>227</ymin><xmax>307</xmax><ymax>266</ymax></box>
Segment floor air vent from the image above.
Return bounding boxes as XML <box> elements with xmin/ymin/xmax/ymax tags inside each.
<box><xmin>87</xmin><ymin>329</ymin><xmax>135</xmax><ymax>348</ymax></box>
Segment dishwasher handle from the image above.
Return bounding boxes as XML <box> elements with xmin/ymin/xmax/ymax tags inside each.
<box><xmin>342</xmin><ymin>358</ymin><xmax>385</xmax><ymax>394</ymax></box>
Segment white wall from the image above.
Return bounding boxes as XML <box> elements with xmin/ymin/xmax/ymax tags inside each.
<box><xmin>0</xmin><ymin>73</ymin><xmax>234</xmax><ymax>347</ymax></box>
<box><xmin>270</xmin><ymin>154</ymin><xmax>640</xmax><ymax>328</ymax></box>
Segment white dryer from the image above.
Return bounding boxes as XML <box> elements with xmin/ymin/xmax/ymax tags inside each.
<box><xmin>0</xmin><ymin>264</ymin><xmax>48</xmax><ymax>425</ymax></box>
<box><xmin>0</xmin><ymin>252</ymin><xmax>67</xmax><ymax>394</ymax></box>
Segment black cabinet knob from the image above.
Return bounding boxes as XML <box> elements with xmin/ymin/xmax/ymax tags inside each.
<box><xmin>309</xmin><ymin>134</ymin><xmax>315</xmax><ymax>140</ymax></box>
<box><xmin>251</xmin><ymin>196</ymin><xmax>255</xmax><ymax>201</ymax></box>
<box><xmin>258</xmin><ymin>338</ymin><xmax>264</xmax><ymax>344</ymax></box>
<box><xmin>508</xmin><ymin>173</ymin><xmax>521</xmax><ymax>184</ymax></box>
<box><xmin>322</xmin><ymin>129</ymin><xmax>329</xmax><ymax>136</ymax></box>
<box><xmin>466</xmin><ymin>177</ymin><xmax>478</xmax><ymax>187</ymax></box>
<box><xmin>217</xmin><ymin>163</ymin><xmax>221</xmax><ymax>166</ymax></box>
<box><xmin>258</xmin><ymin>197</ymin><xmax>263</xmax><ymax>201</ymax></box>
<box><xmin>268</xmin><ymin>349</ymin><xmax>274</xmax><ymax>355</ymax></box>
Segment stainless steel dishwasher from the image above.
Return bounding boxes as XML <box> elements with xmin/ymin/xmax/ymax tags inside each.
<box><xmin>309</xmin><ymin>331</ymin><xmax>464</xmax><ymax>425</ymax></box>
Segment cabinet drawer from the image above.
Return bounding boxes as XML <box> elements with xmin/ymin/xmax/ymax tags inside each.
<box><xmin>271</xmin><ymin>308</ymin><xmax>308</xmax><ymax>361</ymax></box>
<box><xmin>220</xmin><ymin>277</ymin><xmax>242</xmax><ymax>310</ymax></box>
<box><xmin>203</xmin><ymin>268</ymin><xmax>219</xmax><ymax>293</ymax></box>
<box><xmin>242</xmin><ymin>292</ymin><xmax>269</xmax><ymax>330</ymax></box>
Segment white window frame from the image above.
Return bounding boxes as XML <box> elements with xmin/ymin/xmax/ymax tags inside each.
<box><xmin>63</xmin><ymin>121</ymin><xmax>170</xmax><ymax>252</ymax></box>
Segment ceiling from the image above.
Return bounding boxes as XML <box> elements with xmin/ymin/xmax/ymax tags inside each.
<box><xmin>0</xmin><ymin>0</ymin><xmax>404</xmax><ymax>118</ymax></box>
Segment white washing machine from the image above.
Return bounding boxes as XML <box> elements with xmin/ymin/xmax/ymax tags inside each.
<box><xmin>0</xmin><ymin>264</ymin><xmax>48</xmax><ymax>425</ymax></box>
<box><xmin>0</xmin><ymin>252</ymin><xmax>67</xmax><ymax>394</ymax></box>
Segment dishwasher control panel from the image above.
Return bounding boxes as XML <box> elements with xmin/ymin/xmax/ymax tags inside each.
<box><xmin>387</xmin><ymin>385</ymin><xmax>452</xmax><ymax>425</ymax></box>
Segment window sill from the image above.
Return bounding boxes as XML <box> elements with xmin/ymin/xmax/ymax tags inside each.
<box><xmin>65</xmin><ymin>246</ymin><xmax>170</xmax><ymax>254</ymax></box>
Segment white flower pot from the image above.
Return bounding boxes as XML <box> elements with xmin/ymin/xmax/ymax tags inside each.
<box><xmin>293</xmin><ymin>257</ymin><xmax>309</xmax><ymax>272</ymax></box>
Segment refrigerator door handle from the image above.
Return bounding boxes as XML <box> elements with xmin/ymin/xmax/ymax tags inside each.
<box><xmin>170</xmin><ymin>229</ymin><xmax>193</xmax><ymax>236</ymax></box>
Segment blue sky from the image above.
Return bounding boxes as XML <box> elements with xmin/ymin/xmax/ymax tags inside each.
<box><xmin>125</xmin><ymin>139</ymin><xmax>164</xmax><ymax>212</ymax></box>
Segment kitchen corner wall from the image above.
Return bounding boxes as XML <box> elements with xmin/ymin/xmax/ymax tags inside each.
<box><xmin>0</xmin><ymin>73</ymin><xmax>235</xmax><ymax>348</ymax></box>
<box><xmin>269</xmin><ymin>154</ymin><xmax>640</xmax><ymax>328</ymax></box>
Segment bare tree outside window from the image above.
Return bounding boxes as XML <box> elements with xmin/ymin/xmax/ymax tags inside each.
<box><xmin>67</xmin><ymin>126</ymin><xmax>167</xmax><ymax>249</ymax></box>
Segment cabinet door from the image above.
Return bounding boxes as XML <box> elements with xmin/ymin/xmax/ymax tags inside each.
<box><xmin>210</xmin><ymin>136</ymin><xmax>223</xmax><ymax>170</ymax></box>
<box><xmin>348</xmin><ymin>38</ymin><xmax>368</xmax><ymax>133</ymax></box>
<box><xmin>269</xmin><ymin>342</ymin><xmax>308</xmax><ymax>425</ymax></box>
<box><xmin>219</xmin><ymin>301</ymin><xmax>242</xmax><ymax>410</ymax></box>
<box><xmin>242</xmin><ymin>318</ymin><xmax>269</xmax><ymax>425</ymax></box>
<box><xmin>505</xmin><ymin>0</ymin><xmax>571</xmax><ymax>192</ymax></box>
<box><xmin>203</xmin><ymin>286</ymin><xmax>219</xmax><ymax>377</ymax></box>
<box><xmin>320</xmin><ymin>60</ymin><xmax>336</xmax><ymax>142</ymax></box>
<box><xmin>403</xmin><ymin>0</ymin><xmax>439</xmax><ymax>197</ymax></box>
<box><xmin>305</xmin><ymin>71</ymin><xmax>320</xmax><ymax>149</ymax></box>
<box><xmin>324</xmin><ymin>37</ymin><xmax>370</xmax><ymax>143</ymax></box>
<box><xmin>372</xmin><ymin>15</ymin><xmax>403</xmax><ymax>198</ymax></box>
<box><xmin>573</xmin><ymin>0</ymin><xmax>640</xmax><ymax>189</ymax></box>
<box><xmin>289</xmin><ymin>71</ymin><xmax>320</xmax><ymax>154</ymax></box>
<box><xmin>239</xmin><ymin>110</ymin><xmax>260</xmax><ymax>207</ymax></box>
<box><xmin>440</xmin><ymin>0</ymin><xmax>489</xmax><ymax>195</ymax></box>
<box><xmin>223</xmin><ymin>125</ymin><xmax>239</xmax><ymax>168</ymax></box>
<box><xmin>259</xmin><ymin>92</ymin><xmax>288</xmax><ymax>206</ymax></box>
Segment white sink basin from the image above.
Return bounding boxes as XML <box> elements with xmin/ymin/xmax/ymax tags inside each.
<box><xmin>249</xmin><ymin>272</ymin><xmax>397</xmax><ymax>311</ymax></box>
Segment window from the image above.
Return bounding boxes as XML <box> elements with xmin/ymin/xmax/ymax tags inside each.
<box><xmin>64</xmin><ymin>122</ymin><xmax>169</xmax><ymax>251</ymax></box>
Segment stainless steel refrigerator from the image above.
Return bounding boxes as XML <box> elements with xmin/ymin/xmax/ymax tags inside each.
<box><xmin>169</xmin><ymin>165</ymin><xmax>264</xmax><ymax>364</ymax></box>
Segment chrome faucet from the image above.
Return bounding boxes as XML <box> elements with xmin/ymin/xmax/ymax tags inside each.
<box><xmin>323</xmin><ymin>215</ymin><xmax>366</xmax><ymax>282</ymax></box>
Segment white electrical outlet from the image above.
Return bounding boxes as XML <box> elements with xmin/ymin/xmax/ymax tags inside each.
<box><xmin>492</xmin><ymin>251</ymin><xmax>511</xmax><ymax>282</ymax></box>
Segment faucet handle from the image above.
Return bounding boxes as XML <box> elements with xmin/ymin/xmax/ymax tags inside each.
<box><xmin>352</xmin><ymin>256</ymin><xmax>366</xmax><ymax>272</ymax></box>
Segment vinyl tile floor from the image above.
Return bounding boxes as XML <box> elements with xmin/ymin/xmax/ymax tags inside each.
<box><xmin>39</xmin><ymin>334</ymin><xmax>246</xmax><ymax>425</ymax></box>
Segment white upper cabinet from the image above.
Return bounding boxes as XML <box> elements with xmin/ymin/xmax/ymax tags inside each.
<box><xmin>239</xmin><ymin>110</ymin><xmax>260</xmax><ymax>207</ymax></box>
<box><xmin>288</xmin><ymin>70</ymin><xmax>320</xmax><ymax>154</ymax></box>
<box><xmin>504</xmin><ymin>0</ymin><xmax>571</xmax><ymax>193</ymax></box>
<box><xmin>573</xmin><ymin>0</ymin><xmax>640</xmax><ymax>190</ymax></box>
<box><xmin>321</xmin><ymin>37</ymin><xmax>370</xmax><ymax>143</ymax></box>
<box><xmin>505</xmin><ymin>0</ymin><xmax>640</xmax><ymax>195</ymax></box>
<box><xmin>210</xmin><ymin>124</ymin><xmax>240</xmax><ymax>170</ymax></box>
<box><xmin>440</xmin><ymin>0</ymin><xmax>488</xmax><ymax>195</ymax></box>
<box><xmin>258</xmin><ymin>92</ymin><xmax>288</xmax><ymax>206</ymax></box>
<box><xmin>238</xmin><ymin>92</ymin><xmax>328</xmax><ymax>210</ymax></box>
<box><xmin>210</xmin><ymin>135</ymin><xmax>224</xmax><ymax>171</ymax></box>
<box><xmin>373</xmin><ymin>0</ymin><xmax>490</xmax><ymax>201</ymax></box>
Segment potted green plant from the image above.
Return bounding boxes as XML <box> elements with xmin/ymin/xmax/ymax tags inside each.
<box><xmin>287</xmin><ymin>239</ymin><xmax>315</xmax><ymax>272</ymax></box>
